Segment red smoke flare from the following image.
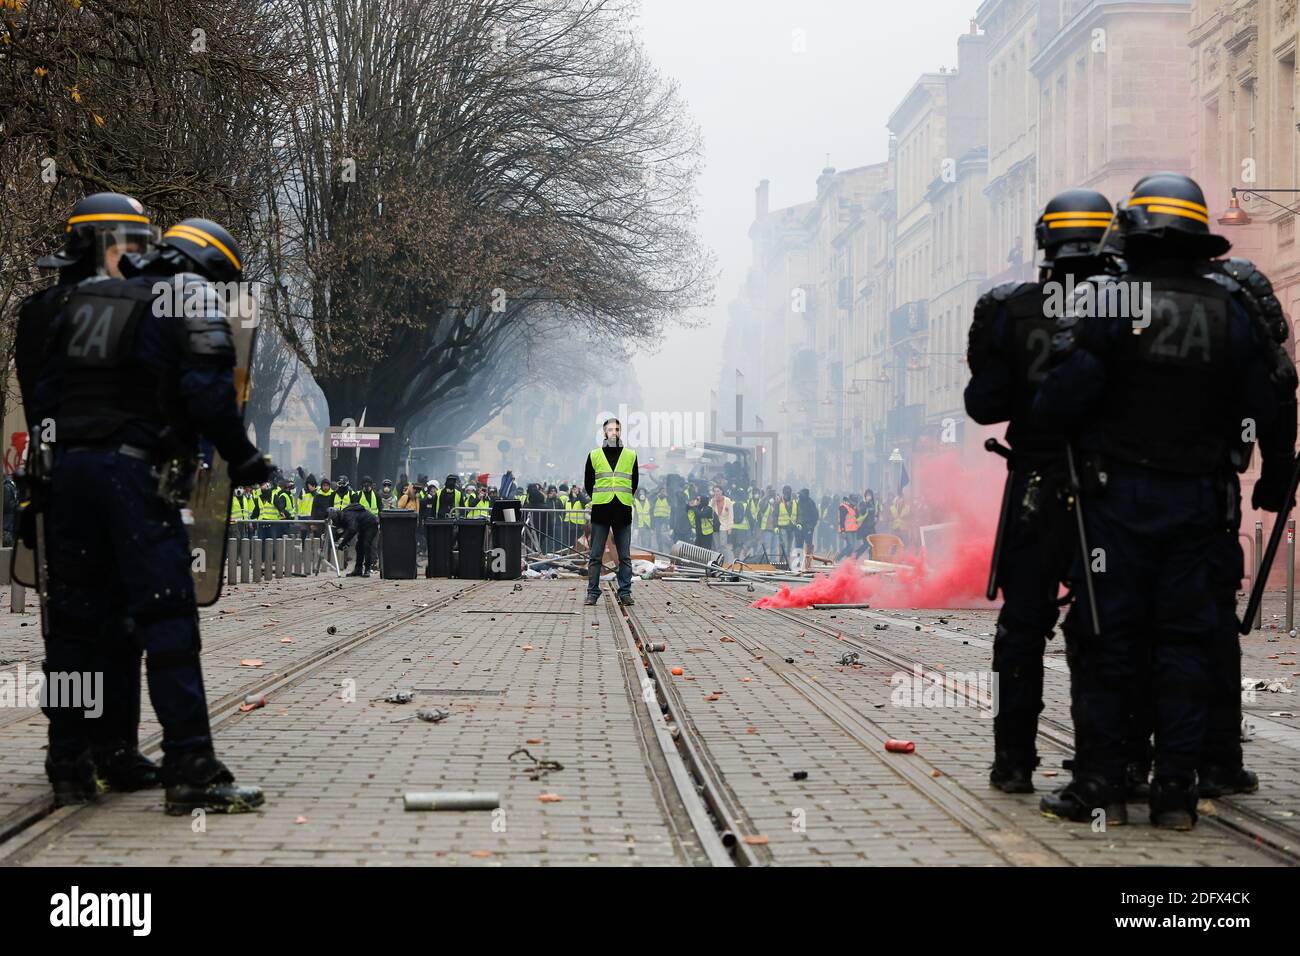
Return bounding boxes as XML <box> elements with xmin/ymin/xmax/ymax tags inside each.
<box><xmin>753</xmin><ymin>443</ymin><xmax>1006</xmax><ymax>610</ymax></box>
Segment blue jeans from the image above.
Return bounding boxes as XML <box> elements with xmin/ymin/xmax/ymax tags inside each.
<box><xmin>588</xmin><ymin>521</ymin><xmax>633</xmax><ymax>597</ymax></box>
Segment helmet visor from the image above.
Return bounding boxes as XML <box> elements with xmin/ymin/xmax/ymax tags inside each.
<box><xmin>94</xmin><ymin>223</ymin><xmax>159</xmax><ymax>277</ymax></box>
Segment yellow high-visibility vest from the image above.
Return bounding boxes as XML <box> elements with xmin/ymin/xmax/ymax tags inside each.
<box><xmin>777</xmin><ymin>499</ymin><xmax>797</xmax><ymax>527</ymax></box>
<box><xmin>589</xmin><ymin>447</ymin><xmax>636</xmax><ymax>507</ymax></box>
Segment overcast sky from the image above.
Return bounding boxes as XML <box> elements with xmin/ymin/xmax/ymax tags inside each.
<box><xmin>630</xmin><ymin>0</ymin><xmax>980</xmax><ymax>417</ymax></box>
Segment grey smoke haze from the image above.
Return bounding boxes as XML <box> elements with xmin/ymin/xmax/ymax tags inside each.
<box><xmin>632</xmin><ymin>0</ymin><xmax>978</xmax><ymax>419</ymax></box>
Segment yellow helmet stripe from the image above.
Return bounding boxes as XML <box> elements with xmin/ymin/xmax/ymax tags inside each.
<box><xmin>164</xmin><ymin>224</ymin><xmax>241</xmax><ymax>270</ymax></box>
<box><xmin>1041</xmin><ymin>211</ymin><xmax>1113</xmax><ymax>222</ymax></box>
<box><xmin>1127</xmin><ymin>195</ymin><xmax>1209</xmax><ymax>215</ymax></box>
<box><xmin>66</xmin><ymin>212</ymin><xmax>151</xmax><ymax>231</ymax></box>
<box><xmin>1140</xmin><ymin>204</ymin><xmax>1210</xmax><ymax>225</ymax></box>
<box><xmin>1047</xmin><ymin>220</ymin><xmax>1110</xmax><ymax>229</ymax></box>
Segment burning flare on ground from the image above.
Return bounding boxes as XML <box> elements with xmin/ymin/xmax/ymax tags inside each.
<box><xmin>753</xmin><ymin>445</ymin><xmax>1005</xmax><ymax>610</ymax></box>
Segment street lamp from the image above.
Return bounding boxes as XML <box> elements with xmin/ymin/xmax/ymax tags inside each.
<box><xmin>1218</xmin><ymin>187</ymin><xmax>1300</xmax><ymax>227</ymax></box>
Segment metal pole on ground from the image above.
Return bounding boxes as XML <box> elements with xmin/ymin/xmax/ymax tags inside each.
<box><xmin>1255</xmin><ymin>520</ymin><xmax>1265</xmax><ymax>631</ymax></box>
<box><xmin>1287</xmin><ymin>518</ymin><xmax>1296</xmax><ymax>634</ymax></box>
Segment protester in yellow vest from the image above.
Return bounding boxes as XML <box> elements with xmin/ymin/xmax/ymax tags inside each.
<box><xmin>583</xmin><ymin>417</ymin><xmax>637</xmax><ymax>607</ymax></box>
<box><xmin>354</xmin><ymin>476</ymin><xmax>380</xmax><ymax>516</ymax></box>
<box><xmin>297</xmin><ymin>476</ymin><xmax>317</xmax><ymax>518</ymax></box>
<box><xmin>633</xmin><ymin>489</ymin><xmax>652</xmax><ymax>545</ymax></box>
<box><xmin>890</xmin><ymin>493</ymin><xmax>910</xmax><ymax>547</ymax></box>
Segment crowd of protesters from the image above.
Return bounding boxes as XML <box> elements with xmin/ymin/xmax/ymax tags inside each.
<box><xmin>229</xmin><ymin>465</ymin><xmax>942</xmax><ymax>575</ymax></box>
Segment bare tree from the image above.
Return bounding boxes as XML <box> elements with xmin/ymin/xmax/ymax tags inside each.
<box><xmin>268</xmin><ymin>0</ymin><xmax>713</xmax><ymax>477</ymax></box>
<box><xmin>244</xmin><ymin>322</ymin><xmax>300</xmax><ymax>452</ymax></box>
<box><xmin>0</xmin><ymin>0</ymin><xmax>303</xmax><ymax>407</ymax></box>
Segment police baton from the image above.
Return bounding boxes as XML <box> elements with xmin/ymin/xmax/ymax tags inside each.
<box><xmin>984</xmin><ymin>438</ymin><xmax>1014</xmax><ymax>602</ymax></box>
<box><xmin>1065</xmin><ymin>443</ymin><xmax>1101</xmax><ymax>637</ymax></box>
<box><xmin>1239</xmin><ymin>451</ymin><xmax>1300</xmax><ymax>635</ymax></box>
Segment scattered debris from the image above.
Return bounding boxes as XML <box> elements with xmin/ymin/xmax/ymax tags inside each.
<box><xmin>509</xmin><ymin>747</ymin><xmax>564</xmax><ymax>780</ymax></box>
<box><xmin>671</xmin><ymin>666</ymin><xmax>684</xmax><ymax>676</ymax></box>
<box><xmin>838</xmin><ymin>652</ymin><xmax>860</xmax><ymax>667</ymax></box>
<box><xmin>791</xmin><ymin>770</ymin><xmax>807</xmax><ymax>780</ymax></box>
<box><xmin>375</xmin><ymin>690</ymin><xmax>416</xmax><ymax>704</ymax></box>
<box><xmin>1243</xmin><ymin>678</ymin><xmax>1294</xmax><ymax>694</ymax></box>
<box><xmin>392</xmin><ymin>708</ymin><xmax>451</xmax><ymax>724</ymax></box>
<box><xmin>404</xmin><ymin>791</ymin><xmax>500</xmax><ymax>811</ymax></box>
<box><xmin>239</xmin><ymin>695</ymin><xmax>266</xmax><ymax>713</ymax></box>
<box><xmin>239</xmin><ymin>659</ymin><xmax>264</xmax><ymax>668</ymax></box>
<box><xmin>742</xmin><ymin>835</ymin><xmax>769</xmax><ymax>846</ymax></box>
<box><xmin>538</xmin><ymin>793</ymin><xmax>563</xmax><ymax>803</ymax></box>
<box><xmin>885</xmin><ymin>739</ymin><xmax>916</xmax><ymax>754</ymax></box>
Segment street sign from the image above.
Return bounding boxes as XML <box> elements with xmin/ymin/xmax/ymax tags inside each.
<box><xmin>331</xmin><ymin>433</ymin><xmax>382</xmax><ymax>449</ymax></box>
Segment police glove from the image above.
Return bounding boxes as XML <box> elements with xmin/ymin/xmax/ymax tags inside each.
<box><xmin>1252</xmin><ymin>469</ymin><xmax>1295</xmax><ymax>514</ymax></box>
<box><xmin>230</xmin><ymin>452</ymin><xmax>275</xmax><ymax>487</ymax></box>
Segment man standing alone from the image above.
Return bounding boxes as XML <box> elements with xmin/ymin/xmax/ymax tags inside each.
<box><xmin>584</xmin><ymin>417</ymin><xmax>638</xmax><ymax>606</ymax></box>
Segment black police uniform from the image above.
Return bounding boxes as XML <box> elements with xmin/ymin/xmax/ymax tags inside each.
<box><xmin>15</xmin><ymin>270</ymin><xmax>160</xmax><ymax>792</ymax></box>
<box><xmin>965</xmin><ymin>277</ymin><xmax>1089</xmax><ymax>786</ymax></box>
<box><xmin>1198</xmin><ymin>258</ymin><xmax>1297</xmax><ymax>794</ymax></box>
<box><xmin>1034</xmin><ymin>265</ymin><xmax>1290</xmax><ymax>824</ymax></box>
<box><xmin>23</xmin><ymin>270</ymin><xmax>265</xmax><ymax>807</ymax></box>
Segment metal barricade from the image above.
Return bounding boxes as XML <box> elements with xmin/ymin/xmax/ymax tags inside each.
<box><xmin>223</xmin><ymin>519</ymin><xmax>334</xmax><ymax>584</ymax></box>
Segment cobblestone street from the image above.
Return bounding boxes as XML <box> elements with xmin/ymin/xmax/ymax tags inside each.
<box><xmin>3</xmin><ymin>576</ymin><xmax>1296</xmax><ymax>866</ymax></box>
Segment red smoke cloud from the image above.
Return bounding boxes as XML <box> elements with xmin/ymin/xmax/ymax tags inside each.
<box><xmin>753</xmin><ymin>442</ymin><xmax>1007</xmax><ymax>610</ymax></box>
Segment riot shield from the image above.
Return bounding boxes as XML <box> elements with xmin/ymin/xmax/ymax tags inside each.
<box><xmin>186</xmin><ymin>282</ymin><xmax>259</xmax><ymax>606</ymax></box>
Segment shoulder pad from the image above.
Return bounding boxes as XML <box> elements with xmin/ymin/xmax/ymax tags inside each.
<box><xmin>1219</xmin><ymin>257</ymin><xmax>1258</xmax><ymax>283</ymax></box>
<box><xmin>990</xmin><ymin>281</ymin><xmax>1034</xmax><ymax>303</ymax></box>
<box><xmin>1203</xmin><ymin>270</ymin><xmax>1241</xmax><ymax>294</ymax></box>
<box><xmin>162</xmin><ymin>275</ymin><xmax>235</xmax><ymax>361</ymax></box>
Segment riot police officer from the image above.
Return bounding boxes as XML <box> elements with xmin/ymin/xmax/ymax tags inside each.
<box><xmin>1199</xmin><ymin>256</ymin><xmax>1297</xmax><ymax>796</ymax></box>
<box><xmin>1034</xmin><ymin>173</ymin><xmax>1295</xmax><ymax>828</ymax></box>
<box><xmin>15</xmin><ymin>193</ymin><xmax>163</xmax><ymax>799</ymax></box>
<box><xmin>21</xmin><ymin>211</ymin><xmax>274</xmax><ymax>813</ymax></box>
<box><xmin>965</xmin><ymin>188</ymin><xmax>1116</xmax><ymax>793</ymax></box>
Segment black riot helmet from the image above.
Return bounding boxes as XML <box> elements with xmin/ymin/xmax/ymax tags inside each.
<box><xmin>1113</xmin><ymin>172</ymin><xmax>1230</xmax><ymax>258</ymax></box>
<box><xmin>1034</xmin><ymin>189</ymin><xmax>1113</xmax><ymax>264</ymax></box>
<box><xmin>156</xmin><ymin>218</ymin><xmax>244</xmax><ymax>283</ymax></box>
<box><xmin>37</xmin><ymin>192</ymin><xmax>156</xmax><ymax>274</ymax></box>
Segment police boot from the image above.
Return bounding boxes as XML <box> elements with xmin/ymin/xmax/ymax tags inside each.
<box><xmin>1197</xmin><ymin>765</ymin><xmax>1259</xmax><ymax>798</ymax></box>
<box><xmin>46</xmin><ymin>753</ymin><xmax>97</xmax><ymax>808</ymax></box>
<box><xmin>1125</xmin><ymin>761</ymin><xmax>1151</xmax><ymax>801</ymax></box>
<box><xmin>164</xmin><ymin>750</ymin><xmax>265</xmax><ymax>816</ymax></box>
<box><xmin>1149</xmin><ymin>775</ymin><xmax>1199</xmax><ymax>830</ymax></box>
<box><xmin>989</xmin><ymin>751</ymin><xmax>1035</xmax><ymax>794</ymax></box>
<box><xmin>94</xmin><ymin>745</ymin><xmax>162</xmax><ymax>792</ymax></box>
<box><xmin>1039</xmin><ymin>774</ymin><xmax>1127</xmax><ymax>826</ymax></box>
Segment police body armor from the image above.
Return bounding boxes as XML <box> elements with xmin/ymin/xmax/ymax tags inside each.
<box><xmin>55</xmin><ymin>280</ymin><xmax>167</xmax><ymax>440</ymax></box>
<box><xmin>1095</xmin><ymin>276</ymin><xmax>1232</xmax><ymax>476</ymax></box>
<box><xmin>989</xmin><ymin>281</ymin><xmax>1069</xmax><ymax>463</ymax></box>
<box><xmin>34</xmin><ymin>274</ymin><xmax>255</xmax><ymax>604</ymax></box>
